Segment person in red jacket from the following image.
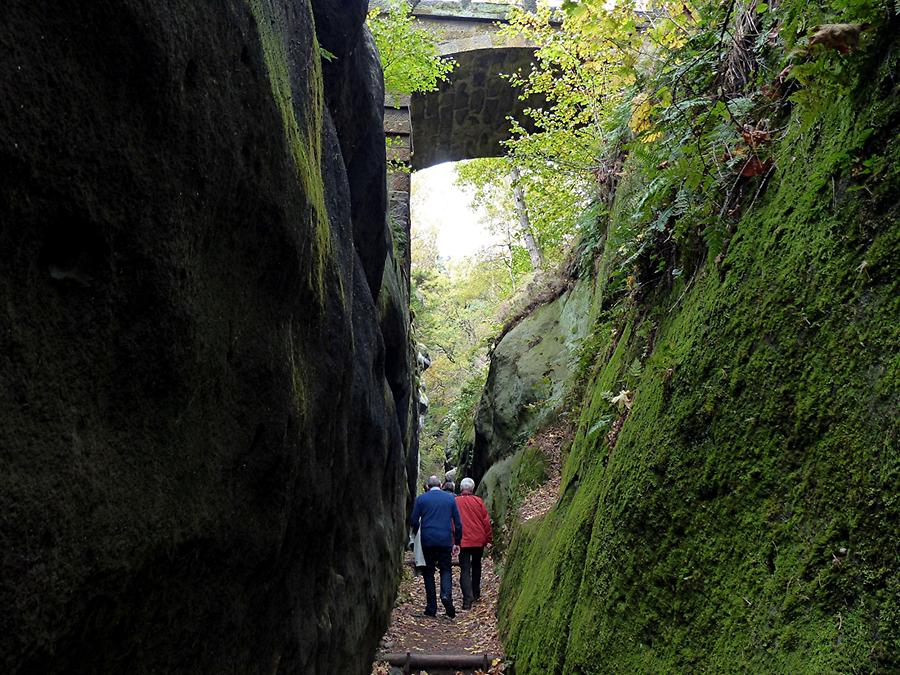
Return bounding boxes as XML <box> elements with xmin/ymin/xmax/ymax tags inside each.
<box><xmin>455</xmin><ymin>477</ymin><xmax>493</xmax><ymax>609</ymax></box>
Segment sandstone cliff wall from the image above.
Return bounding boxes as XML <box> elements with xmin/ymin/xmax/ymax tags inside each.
<box><xmin>0</xmin><ymin>1</ymin><xmax>413</xmax><ymax>672</ymax></box>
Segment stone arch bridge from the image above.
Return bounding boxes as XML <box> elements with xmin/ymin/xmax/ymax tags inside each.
<box><xmin>372</xmin><ymin>0</ymin><xmax>547</xmax><ymax>231</ymax></box>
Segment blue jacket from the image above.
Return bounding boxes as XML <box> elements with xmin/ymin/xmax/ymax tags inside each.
<box><xmin>410</xmin><ymin>488</ymin><xmax>462</xmax><ymax>548</ymax></box>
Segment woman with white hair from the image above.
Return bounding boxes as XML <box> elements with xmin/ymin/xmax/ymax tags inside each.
<box><xmin>455</xmin><ymin>477</ymin><xmax>493</xmax><ymax>609</ymax></box>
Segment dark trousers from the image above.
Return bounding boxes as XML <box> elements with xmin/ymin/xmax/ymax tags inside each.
<box><xmin>422</xmin><ymin>546</ymin><xmax>454</xmax><ymax>615</ymax></box>
<box><xmin>459</xmin><ymin>547</ymin><xmax>484</xmax><ymax>605</ymax></box>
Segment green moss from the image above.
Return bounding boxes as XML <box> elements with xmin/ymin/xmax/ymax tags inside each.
<box><xmin>499</xmin><ymin>29</ymin><xmax>900</xmax><ymax>674</ymax></box>
<box><xmin>247</xmin><ymin>0</ymin><xmax>331</xmax><ymax>299</ymax></box>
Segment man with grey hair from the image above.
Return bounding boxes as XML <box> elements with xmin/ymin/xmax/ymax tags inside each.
<box><xmin>455</xmin><ymin>477</ymin><xmax>493</xmax><ymax>609</ymax></box>
<box><xmin>410</xmin><ymin>475</ymin><xmax>463</xmax><ymax>618</ymax></box>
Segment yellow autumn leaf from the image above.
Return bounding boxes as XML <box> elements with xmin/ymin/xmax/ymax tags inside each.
<box><xmin>629</xmin><ymin>93</ymin><xmax>652</xmax><ymax>135</ymax></box>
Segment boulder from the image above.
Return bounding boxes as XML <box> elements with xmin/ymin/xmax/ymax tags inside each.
<box><xmin>379</xmin><ymin>252</ymin><xmax>418</xmax><ymax>505</ymax></box>
<box><xmin>312</xmin><ymin>0</ymin><xmax>369</xmax><ymax>58</ymax></box>
<box><xmin>468</xmin><ymin>279</ymin><xmax>591</xmax><ymax>483</ymax></box>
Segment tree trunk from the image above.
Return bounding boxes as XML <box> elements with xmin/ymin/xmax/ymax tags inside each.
<box><xmin>510</xmin><ymin>165</ymin><xmax>544</xmax><ymax>270</ymax></box>
<box><xmin>505</xmin><ymin>223</ymin><xmax>517</xmax><ymax>291</ymax></box>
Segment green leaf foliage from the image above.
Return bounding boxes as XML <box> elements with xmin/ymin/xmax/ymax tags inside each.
<box><xmin>367</xmin><ymin>0</ymin><xmax>455</xmax><ymax>101</ymax></box>
<box><xmin>411</xmin><ymin>224</ymin><xmax>512</xmax><ymax>476</ymax></box>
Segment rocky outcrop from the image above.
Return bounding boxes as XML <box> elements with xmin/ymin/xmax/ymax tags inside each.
<box><xmin>465</xmin><ymin>279</ymin><xmax>592</xmax><ymax>485</ymax></box>
<box><xmin>0</xmin><ymin>1</ymin><xmax>412</xmax><ymax>673</ymax></box>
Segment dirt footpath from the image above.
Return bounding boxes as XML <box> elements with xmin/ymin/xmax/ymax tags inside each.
<box><xmin>372</xmin><ymin>424</ymin><xmax>573</xmax><ymax>674</ymax></box>
<box><xmin>371</xmin><ymin>552</ymin><xmax>505</xmax><ymax>674</ymax></box>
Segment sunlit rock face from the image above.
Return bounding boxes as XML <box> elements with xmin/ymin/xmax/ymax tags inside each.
<box><xmin>0</xmin><ymin>1</ymin><xmax>414</xmax><ymax>672</ymax></box>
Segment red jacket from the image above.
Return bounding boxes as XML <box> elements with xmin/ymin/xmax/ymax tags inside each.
<box><xmin>455</xmin><ymin>494</ymin><xmax>493</xmax><ymax>548</ymax></box>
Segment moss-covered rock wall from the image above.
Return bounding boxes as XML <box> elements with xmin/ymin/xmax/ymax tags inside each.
<box><xmin>498</xmin><ymin>24</ymin><xmax>899</xmax><ymax>674</ymax></box>
<box><xmin>466</xmin><ymin>279</ymin><xmax>593</xmax><ymax>485</ymax></box>
<box><xmin>0</xmin><ymin>0</ymin><xmax>414</xmax><ymax>672</ymax></box>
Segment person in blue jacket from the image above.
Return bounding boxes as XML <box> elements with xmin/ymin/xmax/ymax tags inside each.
<box><xmin>410</xmin><ymin>474</ymin><xmax>463</xmax><ymax>618</ymax></box>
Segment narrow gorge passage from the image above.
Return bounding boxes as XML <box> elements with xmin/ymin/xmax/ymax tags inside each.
<box><xmin>370</xmin><ymin>423</ymin><xmax>570</xmax><ymax>674</ymax></box>
<box><xmin>2</xmin><ymin>0</ymin><xmax>898</xmax><ymax>673</ymax></box>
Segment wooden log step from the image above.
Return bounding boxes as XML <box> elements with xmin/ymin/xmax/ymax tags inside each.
<box><xmin>376</xmin><ymin>651</ymin><xmax>493</xmax><ymax>672</ymax></box>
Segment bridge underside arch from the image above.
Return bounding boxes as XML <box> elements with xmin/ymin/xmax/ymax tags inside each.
<box><xmin>410</xmin><ymin>47</ymin><xmax>540</xmax><ymax>170</ymax></box>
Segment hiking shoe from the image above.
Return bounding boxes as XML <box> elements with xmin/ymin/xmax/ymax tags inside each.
<box><xmin>462</xmin><ymin>602</ymin><xmax>472</xmax><ymax>610</ymax></box>
<box><xmin>422</xmin><ymin>610</ymin><xmax>436</xmax><ymax>618</ymax></box>
<box><xmin>445</xmin><ymin>607</ymin><xmax>456</xmax><ymax>619</ymax></box>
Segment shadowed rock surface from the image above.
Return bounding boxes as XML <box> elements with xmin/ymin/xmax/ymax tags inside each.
<box><xmin>0</xmin><ymin>0</ymin><xmax>413</xmax><ymax>673</ymax></box>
